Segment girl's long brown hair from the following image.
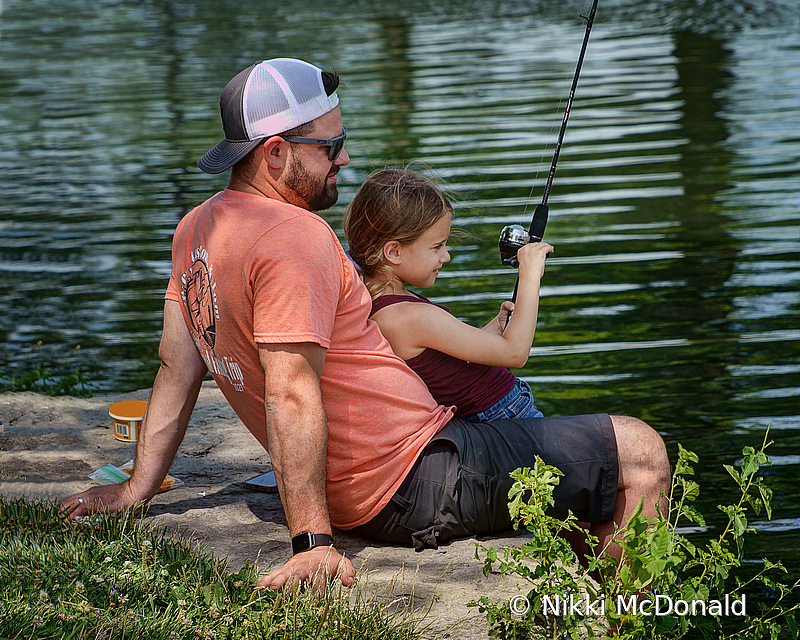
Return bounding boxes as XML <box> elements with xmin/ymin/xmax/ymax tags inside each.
<box><xmin>344</xmin><ymin>168</ymin><xmax>453</xmax><ymax>299</ymax></box>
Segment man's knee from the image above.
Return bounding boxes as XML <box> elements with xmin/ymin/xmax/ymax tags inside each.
<box><xmin>610</xmin><ymin>414</ymin><xmax>670</xmax><ymax>484</ymax></box>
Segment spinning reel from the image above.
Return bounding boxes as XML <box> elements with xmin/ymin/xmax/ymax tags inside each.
<box><xmin>498</xmin><ymin>204</ymin><xmax>549</xmax><ymax>268</ymax></box>
<box><xmin>498</xmin><ymin>225</ymin><xmax>530</xmax><ymax>268</ymax></box>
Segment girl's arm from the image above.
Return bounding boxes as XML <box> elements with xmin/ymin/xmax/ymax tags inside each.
<box><xmin>373</xmin><ymin>242</ymin><xmax>554</xmax><ymax>368</ymax></box>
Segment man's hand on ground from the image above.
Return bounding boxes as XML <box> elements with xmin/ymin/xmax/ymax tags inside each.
<box><xmin>259</xmin><ymin>546</ymin><xmax>355</xmax><ymax>593</ymax></box>
<box><xmin>60</xmin><ymin>483</ymin><xmax>140</xmax><ymax>520</ymax></box>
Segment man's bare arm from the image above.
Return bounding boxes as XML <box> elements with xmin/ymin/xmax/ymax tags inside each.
<box><xmin>256</xmin><ymin>342</ymin><xmax>355</xmax><ymax>591</ymax></box>
<box><xmin>61</xmin><ymin>299</ymin><xmax>207</xmax><ymax>516</ymax></box>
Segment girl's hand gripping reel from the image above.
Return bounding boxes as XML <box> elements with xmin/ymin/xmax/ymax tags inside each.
<box><xmin>499</xmin><ymin>204</ymin><xmax>548</xmax><ymax>328</ymax></box>
<box><xmin>498</xmin><ymin>204</ymin><xmax>549</xmax><ymax>267</ymax></box>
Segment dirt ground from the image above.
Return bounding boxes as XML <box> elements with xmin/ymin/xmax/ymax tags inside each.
<box><xmin>0</xmin><ymin>382</ymin><xmax>543</xmax><ymax>639</ymax></box>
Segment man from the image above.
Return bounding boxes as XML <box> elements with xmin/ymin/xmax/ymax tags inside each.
<box><xmin>62</xmin><ymin>58</ymin><xmax>671</xmax><ymax>592</ymax></box>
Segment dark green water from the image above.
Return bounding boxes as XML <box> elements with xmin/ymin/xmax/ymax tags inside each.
<box><xmin>1</xmin><ymin>0</ymin><xmax>797</xmax><ymax>588</ymax></box>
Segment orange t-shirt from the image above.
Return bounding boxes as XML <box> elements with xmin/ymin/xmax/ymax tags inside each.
<box><xmin>165</xmin><ymin>189</ymin><xmax>453</xmax><ymax>528</ymax></box>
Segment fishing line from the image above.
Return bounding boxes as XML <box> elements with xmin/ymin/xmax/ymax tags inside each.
<box><xmin>499</xmin><ymin>0</ymin><xmax>599</xmax><ymax>324</ymax></box>
<box><xmin>520</xmin><ymin>19</ymin><xmax>589</xmax><ymax>223</ymax></box>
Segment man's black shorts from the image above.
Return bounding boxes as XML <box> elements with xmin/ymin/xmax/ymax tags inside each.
<box><xmin>353</xmin><ymin>414</ymin><xmax>618</xmax><ymax>550</ymax></box>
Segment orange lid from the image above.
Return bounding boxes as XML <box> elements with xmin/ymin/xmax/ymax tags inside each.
<box><xmin>109</xmin><ymin>400</ymin><xmax>147</xmax><ymax>421</ymax></box>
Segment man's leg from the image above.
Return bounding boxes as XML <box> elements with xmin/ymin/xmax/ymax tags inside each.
<box><xmin>589</xmin><ymin>414</ymin><xmax>671</xmax><ymax>563</ymax></box>
<box><xmin>353</xmin><ymin>415</ymin><xmax>669</xmax><ymax>556</ymax></box>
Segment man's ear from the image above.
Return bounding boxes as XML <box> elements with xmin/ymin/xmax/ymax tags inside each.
<box><xmin>383</xmin><ymin>240</ymin><xmax>403</xmax><ymax>265</ymax></box>
<box><xmin>262</xmin><ymin>136</ymin><xmax>288</xmax><ymax>170</ymax></box>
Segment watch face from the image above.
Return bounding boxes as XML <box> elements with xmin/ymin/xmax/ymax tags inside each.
<box><xmin>292</xmin><ymin>532</ymin><xmax>313</xmax><ymax>555</ymax></box>
<box><xmin>291</xmin><ymin>532</ymin><xmax>333</xmax><ymax>555</ymax></box>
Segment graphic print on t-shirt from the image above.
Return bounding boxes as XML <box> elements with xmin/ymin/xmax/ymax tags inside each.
<box><xmin>180</xmin><ymin>245</ymin><xmax>245</xmax><ymax>392</ymax></box>
<box><xmin>181</xmin><ymin>246</ymin><xmax>217</xmax><ymax>349</ymax></box>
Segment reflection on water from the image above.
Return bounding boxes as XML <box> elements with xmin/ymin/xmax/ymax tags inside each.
<box><xmin>0</xmin><ymin>0</ymin><xmax>797</xmax><ymax>579</ymax></box>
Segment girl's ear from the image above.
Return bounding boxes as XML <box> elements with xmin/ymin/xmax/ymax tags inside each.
<box><xmin>383</xmin><ymin>240</ymin><xmax>403</xmax><ymax>265</ymax></box>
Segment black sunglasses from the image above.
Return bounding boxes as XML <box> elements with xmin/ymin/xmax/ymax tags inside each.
<box><xmin>280</xmin><ymin>127</ymin><xmax>347</xmax><ymax>161</ymax></box>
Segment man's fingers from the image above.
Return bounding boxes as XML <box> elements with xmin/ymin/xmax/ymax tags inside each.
<box><xmin>60</xmin><ymin>495</ymin><xmax>88</xmax><ymax>519</ymax></box>
<box><xmin>257</xmin><ymin>548</ymin><xmax>355</xmax><ymax>592</ymax></box>
<box><xmin>59</xmin><ymin>486</ymin><xmax>135</xmax><ymax>520</ymax></box>
<box><xmin>335</xmin><ymin>555</ymin><xmax>356</xmax><ymax>587</ymax></box>
<box><xmin>260</xmin><ymin>564</ymin><xmax>304</xmax><ymax>594</ymax></box>
<box><xmin>259</xmin><ymin>566</ymin><xmax>291</xmax><ymax>590</ymax></box>
<box><xmin>311</xmin><ymin>565</ymin><xmax>329</xmax><ymax>595</ymax></box>
<box><xmin>312</xmin><ymin>552</ymin><xmax>354</xmax><ymax>593</ymax></box>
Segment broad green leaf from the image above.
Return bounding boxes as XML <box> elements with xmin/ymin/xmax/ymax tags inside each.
<box><xmin>724</xmin><ymin>464</ymin><xmax>743</xmax><ymax>488</ymax></box>
<box><xmin>681</xmin><ymin>504</ymin><xmax>706</xmax><ymax>526</ymax></box>
<box><xmin>758</xmin><ymin>483</ymin><xmax>774</xmax><ymax>519</ymax></box>
<box><xmin>649</xmin><ymin>525</ymin><xmax>669</xmax><ymax>557</ymax></box>
<box><xmin>677</xmin><ymin>443</ymin><xmax>699</xmax><ymax>464</ymax></box>
<box><xmin>681</xmin><ymin>479</ymin><xmax>700</xmax><ymax>501</ymax></box>
<box><xmin>740</xmin><ymin>455</ymin><xmax>759</xmax><ymax>480</ymax></box>
<box><xmin>654</xmin><ymin>615</ymin><xmax>678</xmax><ymax>633</ymax></box>
<box><xmin>733</xmin><ymin>513</ymin><xmax>748</xmax><ymax>537</ymax></box>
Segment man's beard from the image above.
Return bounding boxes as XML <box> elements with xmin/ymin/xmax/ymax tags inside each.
<box><xmin>284</xmin><ymin>154</ymin><xmax>339</xmax><ymax>212</ymax></box>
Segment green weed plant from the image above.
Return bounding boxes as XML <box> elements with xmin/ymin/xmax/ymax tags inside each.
<box><xmin>0</xmin><ymin>498</ymin><xmax>422</xmax><ymax>640</ymax></box>
<box><xmin>0</xmin><ymin>343</ymin><xmax>96</xmax><ymax>398</ymax></box>
<box><xmin>0</xmin><ymin>362</ymin><xmax>96</xmax><ymax>398</ymax></box>
<box><xmin>470</xmin><ymin>431</ymin><xmax>799</xmax><ymax>639</ymax></box>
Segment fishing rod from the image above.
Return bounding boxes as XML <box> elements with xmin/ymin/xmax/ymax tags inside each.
<box><xmin>499</xmin><ymin>0</ymin><xmax>599</xmax><ymax>314</ymax></box>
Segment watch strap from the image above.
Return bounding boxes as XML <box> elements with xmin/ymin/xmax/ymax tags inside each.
<box><xmin>291</xmin><ymin>532</ymin><xmax>334</xmax><ymax>555</ymax></box>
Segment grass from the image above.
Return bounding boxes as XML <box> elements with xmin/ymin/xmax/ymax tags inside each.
<box><xmin>0</xmin><ymin>497</ymin><xmax>424</xmax><ymax>640</ymax></box>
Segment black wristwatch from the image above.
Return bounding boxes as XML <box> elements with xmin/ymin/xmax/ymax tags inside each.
<box><xmin>291</xmin><ymin>532</ymin><xmax>334</xmax><ymax>555</ymax></box>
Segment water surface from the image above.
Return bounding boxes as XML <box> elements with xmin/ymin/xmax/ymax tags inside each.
<box><xmin>1</xmin><ymin>0</ymin><xmax>797</xmax><ymax>587</ymax></box>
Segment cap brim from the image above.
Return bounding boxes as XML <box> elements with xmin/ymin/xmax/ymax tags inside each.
<box><xmin>197</xmin><ymin>138</ymin><xmax>265</xmax><ymax>174</ymax></box>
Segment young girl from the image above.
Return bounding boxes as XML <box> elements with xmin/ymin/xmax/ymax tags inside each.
<box><xmin>344</xmin><ymin>168</ymin><xmax>554</xmax><ymax>422</ymax></box>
